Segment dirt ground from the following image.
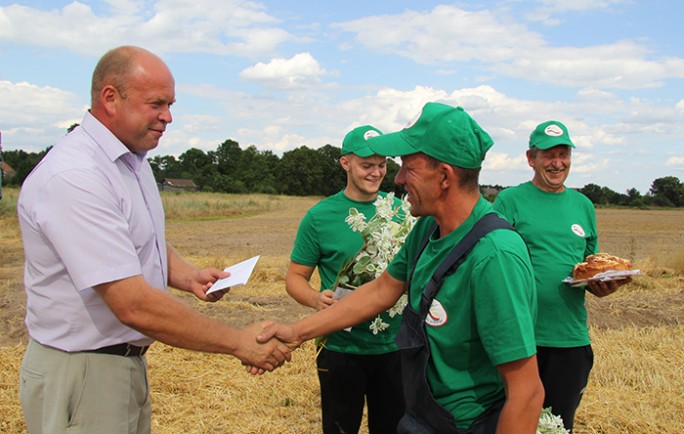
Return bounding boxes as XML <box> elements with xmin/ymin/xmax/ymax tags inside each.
<box><xmin>3</xmin><ymin>195</ymin><xmax>683</xmax><ymax>434</ymax></box>
<box><xmin>2</xmin><ymin>196</ymin><xmax>683</xmax><ymax>348</ymax></box>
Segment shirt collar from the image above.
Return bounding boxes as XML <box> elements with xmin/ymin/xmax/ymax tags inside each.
<box><xmin>81</xmin><ymin>111</ymin><xmax>147</xmax><ymax>172</ymax></box>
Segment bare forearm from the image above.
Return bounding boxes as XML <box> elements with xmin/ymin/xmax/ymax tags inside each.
<box><xmin>495</xmin><ymin>402</ymin><xmax>542</xmax><ymax>434</ymax></box>
<box><xmin>97</xmin><ymin>275</ymin><xmax>290</xmax><ymax>371</ymax></box>
<box><xmin>167</xmin><ymin>243</ymin><xmax>199</xmax><ymax>292</ymax></box>
<box><xmin>285</xmin><ymin>273</ymin><xmax>319</xmax><ymax>309</ymax></box>
<box><xmin>495</xmin><ymin>356</ymin><xmax>544</xmax><ymax>434</ymax></box>
<box><xmin>293</xmin><ymin>272</ymin><xmax>402</xmax><ymax>341</ymax></box>
<box><xmin>100</xmin><ymin>277</ymin><xmax>241</xmax><ymax>353</ymax></box>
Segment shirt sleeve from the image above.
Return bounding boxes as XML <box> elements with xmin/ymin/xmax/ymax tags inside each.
<box><xmin>471</xmin><ymin>238</ymin><xmax>537</xmax><ymax>366</ymax></box>
<box><xmin>585</xmin><ymin>204</ymin><xmax>599</xmax><ymax>256</ymax></box>
<box><xmin>290</xmin><ymin>210</ymin><xmax>321</xmax><ymax>267</ymax></box>
<box><xmin>33</xmin><ymin>169</ymin><xmax>143</xmax><ymax>290</ymax></box>
<box><xmin>492</xmin><ymin>193</ymin><xmax>514</xmax><ymax>224</ymax></box>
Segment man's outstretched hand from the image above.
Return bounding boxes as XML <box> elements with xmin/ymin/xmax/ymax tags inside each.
<box><xmin>234</xmin><ymin>321</ymin><xmax>293</xmax><ymax>374</ymax></box>
<box><xmin>243</xmin><ymin>322</ymin><xmax>303</xmax><ymax>375</ymax></box>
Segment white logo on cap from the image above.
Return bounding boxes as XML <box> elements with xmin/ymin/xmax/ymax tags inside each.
<box><xmin>404</xmin><ymin>109</ymin><xmax>423</xmax><ymax>130</ymax></box>
<box><xmin>571</xmin><ymin>224</ymin><xmax>586</xmax><ymax>237</ymax></box>
<box><xmin>363</xmin><ymin>130</ymin><xmax>380</xmax><ymax>140</ymax></box>
<box><xmin>544</xmin><ymin>124</ymin><xmax>564</xmax><ymax>137</ymax></box>
<box><xmin>425</xmin><ymin>299</ymin><xmax>448</xmax><ymax>327</ymax></box>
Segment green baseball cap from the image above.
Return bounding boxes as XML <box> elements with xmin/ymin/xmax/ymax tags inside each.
<box><xmin>341</xmin><ymin>125</ymin><xmax>383</xmax><ymax>157</ymax></box>
<box><xmin>529</xmin><ymin>120</ymin><xmax>575</xmax><ymax>150</ymax></box>
<box><xmin>365</xmin><ymin>102</ymin><xmax>493</xmax><ymax>169</ymax></box>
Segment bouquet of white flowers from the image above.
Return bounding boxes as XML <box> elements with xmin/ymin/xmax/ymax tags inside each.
<box><xmin>537</xmin><ymin>407</ymin><xmax>570</xmax><ymax>434</ymax></box>
<box><xmin>333</xmin><ymin>192</ymin><xmax>416</xmax><ymax>334</ymax></box>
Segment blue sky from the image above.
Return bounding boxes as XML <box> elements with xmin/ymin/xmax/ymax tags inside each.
<box><xmin>1</xmin><ymin>0</ymin><xmax>683</xmax><ymax>195</ymax></box>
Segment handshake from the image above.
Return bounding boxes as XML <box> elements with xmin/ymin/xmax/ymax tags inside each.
<box><xmin>237</xmin><ymin>321</ymin><xmax>302</xmax><ymax>375</ymax></box>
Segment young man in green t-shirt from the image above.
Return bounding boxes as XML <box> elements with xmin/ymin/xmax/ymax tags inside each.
<box><xmin>493</xmin><ymin>120</ymin><xmax>632</xmax><ymax>432</ymax></box>
<box><xmin>286</xmin><ymin>125</ymin><xmax>404</xmax><ymax>433</ymax></box>
<box><xmin>260</xmin><ymin>103</ymin><xmax>544</xmax><ymax>434</ymax></box>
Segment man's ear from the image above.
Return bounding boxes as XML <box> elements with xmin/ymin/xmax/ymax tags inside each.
<box><xmin>439</xmin><ymin>163</ymin><xmax>454</xmax><ymax>188</ymax></box>
<box><xmin>100</xmin><ymin>85</ymin><xmax>119</xmax><ymax>116</ymax></box>
<box><xmin>526</xmin><ymin>149</ymin><xmax>535</xmax><ymax>168</ymax></box>
<box><xmin>340</xmin><ymin>154</ymin><xmax>352</xmax><ymax>171</ymax></box>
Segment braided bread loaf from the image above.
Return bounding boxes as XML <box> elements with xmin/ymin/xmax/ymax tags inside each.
<box><xmin>572</xmin><ymin>253</ymin><xmax>632</xmax><ymax>280</ymax></box>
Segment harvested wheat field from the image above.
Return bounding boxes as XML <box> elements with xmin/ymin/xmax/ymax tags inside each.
<box><xmin>1</xmin><ymin>189</ymin><xmax>683</xmax><ymax>433</ymax></box>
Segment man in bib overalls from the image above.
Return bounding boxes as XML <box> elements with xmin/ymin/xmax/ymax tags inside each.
<box><xmin>257</xmin><ymin>102</ymin><xmax>544</xmax><ymax>434</ymax></box>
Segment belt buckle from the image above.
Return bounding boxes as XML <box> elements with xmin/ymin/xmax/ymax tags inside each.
<box><xmin>123</xmin><ymin>343</ymin><xmax>149</xmax><ymax>357</ymax></box>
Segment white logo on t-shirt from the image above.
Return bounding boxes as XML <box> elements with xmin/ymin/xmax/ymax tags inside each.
<box><xmin>425</xmin><ymin>299</ymin><xmax>448</xmax><ymax>327</ymax></box>
<box><xmin>571</xmin><ymin>224</ymin><xmax>586</xmax><ymax>237</ymax></box>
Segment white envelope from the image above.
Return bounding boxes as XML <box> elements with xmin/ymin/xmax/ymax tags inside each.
<box><xmin>207</xmin><ymin>255</ymin><xmax>260</xmax><ymax>294</ymax></box>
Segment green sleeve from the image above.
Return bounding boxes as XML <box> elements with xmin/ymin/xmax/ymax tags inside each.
<box><xmin>290</xmin><ymin>210</ymin><xmax>320</xmax><ymax>267</ymax></box>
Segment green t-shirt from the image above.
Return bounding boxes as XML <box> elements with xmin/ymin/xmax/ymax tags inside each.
<box><xmin>290</xmin><ymin>191</ymin><xmax>403</xmax><ymax>354</ymax></box>
<box><xmin>387</xmin><ymin>197</ymin><xmax>537</xmax><ymax>428</ymax></box>
<box><xmin>493</xmin><ymin>181</ymin><xmax>598</xmax><ymax>347</ymax></box>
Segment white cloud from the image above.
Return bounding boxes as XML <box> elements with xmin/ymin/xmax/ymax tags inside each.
<box><xmin>525</xmin><ymin>0</ymin><xmax>627</xmax><ymax>25</ymax></box>
<box><xmin>333</xmin><ymin>6</ymin><xmax>542</xmax><ymax>64</ymax></box>
<box><xmin>499</xmin><ymin>41</ymin><xmax>684</xmax><ymax>89</ymax></box>
<box><xmin>240</xmin><ymin>52</ymin><xmax>327</xmax><ymax>89</ymax></box>
<box><xmin>666</xmin><ymin>156</ymin><xmax>684</xmax><ymax>167</ymax></box>
<box><xmin>571</xmin><ymin>156</ymin><xmax>606</xmax><ymax>174</ymax></box>
<box><xmin>333</xmin><ymin>5</ymin><xmax>684</xmax><ymax>89</ymax></box>
<box><xmin>0</xmin><ymin>80</ymin><xmax>80</xmax><ymax>121</ymax></box>
<box><xmin>482</xmin><ymin>151</ymin><xmax>527</xmax><ymax>171</ymax></box>
<box><xmin>0</xmin><ymin>1</ymin><xmax>294</xmax><ymax>57</ymax></box>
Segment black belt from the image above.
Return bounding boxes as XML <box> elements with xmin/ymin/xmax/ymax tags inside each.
<box><xmin>85</xmin><ymin>343</ymin><xmax>150</xmax><ymax>357</ymax></box>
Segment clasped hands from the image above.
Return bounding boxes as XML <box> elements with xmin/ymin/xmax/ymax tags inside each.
<box><xmin>240</xmin><ymin>321</ymin><xmax>301</xmax><ymax>375</ymax></box>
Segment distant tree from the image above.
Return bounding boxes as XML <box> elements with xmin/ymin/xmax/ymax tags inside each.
<box><xmin>15</xmin><ymin>130</ymin><xmax>678</xmax><ymax>208</ymax></box>
<box><xmin>214</xmin><ymin>139</ymin><xmax>242</xmax><ymax>176</ymax></box>
<box><xmin>236</xmin><ymin>145</ymin><xmax>279</xmax><ymax>194</ymax></box>
<box><xmin>622</xmin><ymin>187</ymin><xmax>643</xmax><ymax>207</ymax></box>
<box><xmin>177</xmin><ymin>148</ymin><xmax>216</xmax><ymax>191</ymax></box>
<box><xmin>67</xmin><ymin>123</ymin><xmax>80</xmax><ymax>133</ymax></box>
<box><xmin>212</xmin><ymin>172</ymin><xmax>246</xmax><ymax>194</ymax></box>
<box><xmin>1</xmin><ymin>148</ymin><xmax>51</xmax><ymax>186</ymax></box>
<box><xmin>626</xmin><ymin>188</ymin><xmax>641</xmax><ymax>201</ymax></box>
<box><xmin>600</xmin><ymin>186</ymin><xmax>622</xmax><ymax>205</ymax></box>
<box><xmin>315</xmin><ymin>145</ymin><xmax>346</xmax><ymax>196</ymax></box>
<box><xmin>148</xmin><ymin>155</ymin><xmax>181</xmax><ymax>182</ymax></box>
<box><xmin>579</xmin><ymin>183</ymin><xmax>604</xmax><ymax>204</ymax></box>
<box><xmin>382</xmin><ymin>159</ymin><xmax>403</xmax><ymax>195</ymax></box>
<box><xmin>649</xmin><ymin>176</ymin><xmax>683</xmax><ymax>207</ymax></box>
<box><xmin>277</xmin><ymin>146</ymin><xmax>328</xmax><ymax>196</ymax></box>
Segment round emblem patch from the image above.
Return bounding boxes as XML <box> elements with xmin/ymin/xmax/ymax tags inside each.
<box><xmin>404</xmin><ymin>109</ymin><xmax>422</xmax><ymax>130</ymax></box>
<box><xmin>425</xmin><ymin>299</ymin><xmax>448</xmax><ymax>327</ymax></box>
<box><xmin>544</xmin><ymin>124</ymin><xmax>564</xmax><ymax>137</ymax></box>
<box><xmin>571</xmin><ymin>224</ymin><xmax>586</xmax><ymax>237</ymax></box>
<box><xmin>363</xmin><ymin>130</ymin><xmax>380</xmax><ymax>140</ymax></box>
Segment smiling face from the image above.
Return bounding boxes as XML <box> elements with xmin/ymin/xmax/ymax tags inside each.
<box><xmin>394</xmin><ymin>153</ymin><xmax>442</xmax><ymax>217</ymax></box>
<box><xmin>113</xmin><ymin>56</ymin><xmax>175</xmax><ymax>153</ymax></box>
<box><xmin>93</xmin><ymin>48</ymin><xmax>176</xmax><ymax>154</ymax></box>
<box><xmin>527</xmin><ymin>145</ymin><xmax>572</xmax><ymax>192</ymax></box>
<box><xmin>341</xmin><ymin>154</ymin><xmax>387</xmax><ymax>201</ymax></box>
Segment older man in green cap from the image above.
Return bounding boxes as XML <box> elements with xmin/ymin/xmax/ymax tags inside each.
<box><xmin>493</xmin><ymin>120</ymin><xmax>631</xmax><ymax>432</ymax></box>
<box><xmin>257</xmin><ymin>102</ymin><xmax>544</xmax><ymax>434</ymax></box>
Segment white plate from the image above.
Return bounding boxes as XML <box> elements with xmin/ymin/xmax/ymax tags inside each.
<box><xmin>562</xmin><ymin>269</ymin><xmax>640</xmax><ymax>288</ymax></box>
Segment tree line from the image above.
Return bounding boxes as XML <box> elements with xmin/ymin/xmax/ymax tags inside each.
<box><xmin>2</xmin><ymin>138</ymin><xmax>683</xmax><ymax>208</ymax></box>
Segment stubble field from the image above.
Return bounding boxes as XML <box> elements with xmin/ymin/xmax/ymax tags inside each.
<box><xmin>1</xmin><ymin>189</ymin><xmax>683</xmax><ymax>433</ymax></box>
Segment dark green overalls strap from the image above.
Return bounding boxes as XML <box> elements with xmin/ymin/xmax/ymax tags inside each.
<box><xmin>396</xmin><ymin>212</ymin><xmax>515</xmax><ymax>434</ymax></box>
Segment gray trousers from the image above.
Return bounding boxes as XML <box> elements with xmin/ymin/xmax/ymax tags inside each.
<box><xmin>19</xmin><ymin>338</ymin><xmax>151</xmax><ymax>434</ymax></box>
